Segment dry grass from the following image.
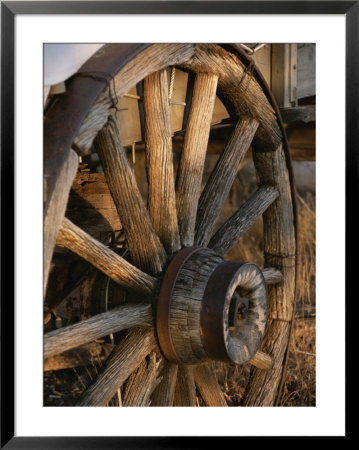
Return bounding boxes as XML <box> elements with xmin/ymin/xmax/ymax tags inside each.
<box><xmin>281</xmin><ymin>192</ymin><xmax>316</xmax><ymax>406</ymax></box>
<box><xmin>281</xmin><ymin>317</ymin><xmax>316</xmax><ymax>406</ymax></box>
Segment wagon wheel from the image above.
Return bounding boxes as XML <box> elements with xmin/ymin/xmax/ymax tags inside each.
<box><xmin>44</xmin><ymin>44</ymin><xmax>297</xmax><ymax>407</ymax></box>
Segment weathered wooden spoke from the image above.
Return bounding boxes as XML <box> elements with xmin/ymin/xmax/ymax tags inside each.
<box><xmin>176</xmin><ymin>73</ymin><xmax>218</xmax><ymax>247</ymax></box>
<box><xmin>242</xmin><ymin>320</ymin><xmax>290</xmax><ymax>406</ymax></box>
<box><xmin>250</xmin><ymin>350</ymin><xmax>273</xmax><ymax>370</ymax></box>
<box><xmin>174</xmin><ymin>366</ymin><xmax>197</xmax><ymax>406</ymax></box>
<box><xmin>193</xmin><ymin>364</ymin><xmax>228</xmax><ymax>407</ymax></box>
<box><xmin>44</xmin><ymin>342</ymin><xmax>112</xmax><ymax>372</ymax></box>
<box><xmin>195</xmin><ymin>117</ymin><xmax>259</xmax><ymax>247</ymax></box>
<box><xmin>209</xmin><ymin>185</ymin><xmax>279</xmax><ymax>256</ymax></box>
<box><xmin>262</xmin><ymin>267</ymin><xmax>283</xmax><ymax>285</ymax></box>
<box><xmin>44</xmin><ymin>302</ymin><xmax>152</xmax><ymax>359</ymax></box>
<box><xmin>122</xmin><ymin>352</ymin><xmax>163</xmax><ymax>406</ymax></box>
<box><xmin>56</xmin><ymin>217</ymin><xmax>157</xmax><ymax>296</ymax></box>
<box><xmin>95</xmin><ymin>116</ymin><xmax>166</xmax><ymax>274</ymax></box>
<box><xmin>143</xmin><ymin>69</ymin><xmax>180</xmax><ymax>255</ymax></box>
<box><xmin>77</xmin><ymin>327</ymin><xmax>156</xmax><ymax>406</ymax></box>
<box><xmin>150</xmin><ymin>362</ymin><xmax>178</xmax><ymax>406</ymax></box>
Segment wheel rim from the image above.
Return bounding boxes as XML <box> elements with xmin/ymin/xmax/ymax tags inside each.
<box><xmin>44</xmin><ymin>43</ymin><xmax>298</xmax><ymax>407</ymax></box>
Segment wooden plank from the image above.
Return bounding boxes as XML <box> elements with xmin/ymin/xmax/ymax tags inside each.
<box><xmin>66</xmin><ymin>172</ymin><xmax>123</xmax><ymax>242</ymax></box>
<box><xmin>271</xmin><ymin>44</ymin><xmax>298</xmax><ymax>108</ymax></box>
<box><xmin>297</xmin><ymin>43</ymin><xmax>316</xmax><ymax>99</ymax></box>
<box><xmin>280</xmin><ymin>105</ymin><xmax>315</xmax><ymax>123</ymax></box>
<box><xmin>130</xmin><ymin>137</ymin><xmax>314</xmax><ymax>161</ymax></box>
<box><xmin>115</xmin><ymin>85</ymin><xmax>142</xmax><ymax>147</ymax></box>
<box><xmin>167</xmin><ymin>68</ymin><xmax>189</xmax><ymax>134</ymax></box>
<box><xmin>252</xmin><ymin>44</ymin><xmax>272</xmax><ymax>85</ymax></box>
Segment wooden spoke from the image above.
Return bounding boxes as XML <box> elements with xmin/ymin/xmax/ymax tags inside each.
<box><xmin>242</xmin><ymin>320</ymin><xmax>291</xmax><ymax>406</ymax></box>
<box><xmin>77</xmin><ymin>327</ymin><xmax>156</xmax><ymax>406</ymax></box>
<box><xmin>44</xmin><ymin>342</ymin><xmax>112</xmax><ymax>372</ymax></box>
<box><xmin>44</xmin><ymin>148</ymin><xmax>78</xmax><ymax>294</ymax></box>
<box><xmin>143</xmin><ymin>70</ymin><xmax>180</xmax><ymax>255</ymax></box>
<box><xmin>174</xmin><ymin>365</ymin><xmax>197</xmax><ymax>406</ymax></box>
<box><xmin>262</xmin><ymin>267</ymin><xmax>283</xmax><ymax>285</ymax></box>
<box><xmin>44</xmin><ymin>302</ymin><xmax>152</xmax><ymax>359</ymax></box>
<box><xmin>150</xmin><ymin>362</ymin><xmax>178</xmax><ymax>406</ymax></box>
<box><xmin>176</xmin><ymin>73</ymin><xmax>218</xmax><ymax>247</ymax></box>
<box><xmin>56</xmin><ymin>217</ymin><xmax>156</xmax><ymax>296</ymax></box>
<box><xmin>249</xmin><ymin>350</ymin><xmax>273</xmax><ymax>370</ymax></box>
<box><xmin>195</xmin><ymin>117</ymin><xmax>259</xmax><ymax>246</ymax></box>
<box><xmin>193</xmin><ymin>364</ymin><xmax>227</xmax><ymax>407</ymax></box>
<box><xmin>122</xmin><ymin>352</ymin><xmax>163</xmax><ymax>406</ymax></box>
<box><xmin>209</xmin><ymin>185</ymin><xmax>279</xmax><ymax>255</ymax></box>
<box><xmin>95</xmin><ymin>116</ymin><xmax>166</xmax><ymax>274</ymax></box>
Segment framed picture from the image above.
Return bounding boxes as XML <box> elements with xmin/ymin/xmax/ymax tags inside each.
<box><xmin>2</xmin><ymin>1</ymin><xmax>355</xmax><ymax>446</ymax></box>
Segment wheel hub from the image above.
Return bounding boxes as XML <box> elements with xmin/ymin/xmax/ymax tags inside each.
<box><xmin>156</xmin><ymin>247</ymin><xmax>268</xmax><ymax>365</ymax></box>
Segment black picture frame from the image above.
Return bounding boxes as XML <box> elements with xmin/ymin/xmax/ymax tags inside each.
<box><xmin>1</xmin><ymin>1</ymin><xmax>356</xmax><ymax>447</ymax></box>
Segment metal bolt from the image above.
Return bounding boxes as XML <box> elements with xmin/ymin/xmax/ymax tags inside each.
<box><xmin>237</xmin><ymin>299</ymin><xmax>249</xmax><ymax>320</ymax></box>
<box><xmin>228</xmin><ymin>293</ymin><xmax>249</xmax><ymax>326</ymax></box>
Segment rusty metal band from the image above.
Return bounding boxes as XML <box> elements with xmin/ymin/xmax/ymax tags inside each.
<box><xmin>200</xmin><ymin>260</ymin><xmax>245</xmax><ymax>364</ymax></box>
<box><xmin>156</xmin><ymin>246</ymin><xmax>208</xmax><ymax>364</ymax></box>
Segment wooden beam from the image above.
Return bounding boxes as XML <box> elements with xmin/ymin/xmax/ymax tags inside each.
<box><xmin>280</xmin><ymin>105</ymin><xmax>315</xmax><ymax>123</ymax></box>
